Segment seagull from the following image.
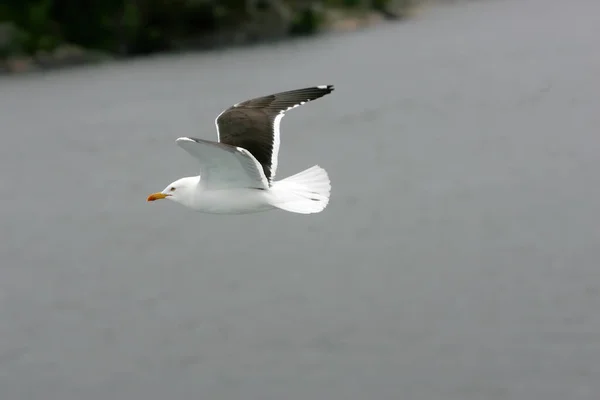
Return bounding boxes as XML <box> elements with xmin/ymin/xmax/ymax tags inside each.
<box><xmin>146</xmin><ymin>85</ymin><xmax>334</xmax><ymax>214</ymax></box>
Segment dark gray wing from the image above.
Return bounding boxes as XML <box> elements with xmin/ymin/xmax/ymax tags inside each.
<box><xmin>214</xmin><ymin>85</ymin><xmax>334</xmax><ymax>184</ymax></box>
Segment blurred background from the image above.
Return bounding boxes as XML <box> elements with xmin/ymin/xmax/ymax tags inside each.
<box><xmin>1</xmin><ymin>0</ymin><xmax>412</xmax><ymax>71</ymax></box>
<box><xmin>1</xmin><ymin>0</ymin><xmax>600</xmax><ymax>399</ymax></box>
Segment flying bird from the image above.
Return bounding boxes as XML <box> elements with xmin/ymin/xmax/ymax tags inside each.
<box><xmin>146</xmin><ymin>85</ymin><xmax>334</xmax><ymax>214</ymax></box>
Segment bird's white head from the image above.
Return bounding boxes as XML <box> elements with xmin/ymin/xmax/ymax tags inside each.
<box><xmin>146</xmin><ymin>176</ymin><xmax>199</xmax><ymax>206</ymax></box>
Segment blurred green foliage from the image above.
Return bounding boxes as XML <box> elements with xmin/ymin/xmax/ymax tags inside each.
<box><xmin>0</xmin><ymin>0</ymin><xmax>398</xmax><ymax>58</ymax></box>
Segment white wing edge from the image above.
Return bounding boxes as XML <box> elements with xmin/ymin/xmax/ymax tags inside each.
<box><xmin>269</xmin><ymin>101</ymin><xmax>310</xmax><ymax>182</ymax></box>
<box><xmin>214</xmin><ymin>109</ymin><xmax>227</xmax><ymax>142</ymax></box>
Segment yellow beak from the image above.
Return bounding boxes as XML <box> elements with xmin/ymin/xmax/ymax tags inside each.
<box><xmin>147</xmin><ymin>192</ymin><xmax>169</xmax><ymax>202</ymax></box>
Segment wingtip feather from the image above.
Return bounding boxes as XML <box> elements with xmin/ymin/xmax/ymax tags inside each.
<box><xmin>317</xmin><ymin>84</ymin><xmax>334</xmax><ymax>92</ymax></box>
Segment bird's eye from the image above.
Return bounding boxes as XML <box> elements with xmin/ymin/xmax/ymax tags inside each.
<box><xmin>170</xmin><ymin>187</ymin><xmax>176</xmax><ymax>192</ymax></box>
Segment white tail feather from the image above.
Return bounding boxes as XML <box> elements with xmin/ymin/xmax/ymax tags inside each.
<box><xmin>269</xmin><ymin>165</ymin><xmax>331</xmax><ymax>214</ymax></box>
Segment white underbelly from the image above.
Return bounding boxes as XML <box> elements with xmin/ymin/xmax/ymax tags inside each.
<box><xmin>189</xmin><ymin>188</ymin><xmax>275</xmax><ymax>214</ymax></box>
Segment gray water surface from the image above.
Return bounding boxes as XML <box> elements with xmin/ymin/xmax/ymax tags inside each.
<box><xmin>1</xmin><ymin>0</ymin><xmax>600</xmax><ymax>399</ymax></box>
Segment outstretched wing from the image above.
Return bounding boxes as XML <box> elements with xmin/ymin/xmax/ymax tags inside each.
<box><xmin>214</xmin><ymin>85</ymin><xmax>334</xmax><ymax>183</ymax></box>
<box><xmin>176</xmin><ymin>137</ymin><xmax>269</xmax><ymax>190</ymax></box>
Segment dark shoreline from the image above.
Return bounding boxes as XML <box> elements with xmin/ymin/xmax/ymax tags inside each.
<box><xmin>0</xmin><ymin>3</ymin><xmax>420</xmax><ymax>76</ymax></box>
